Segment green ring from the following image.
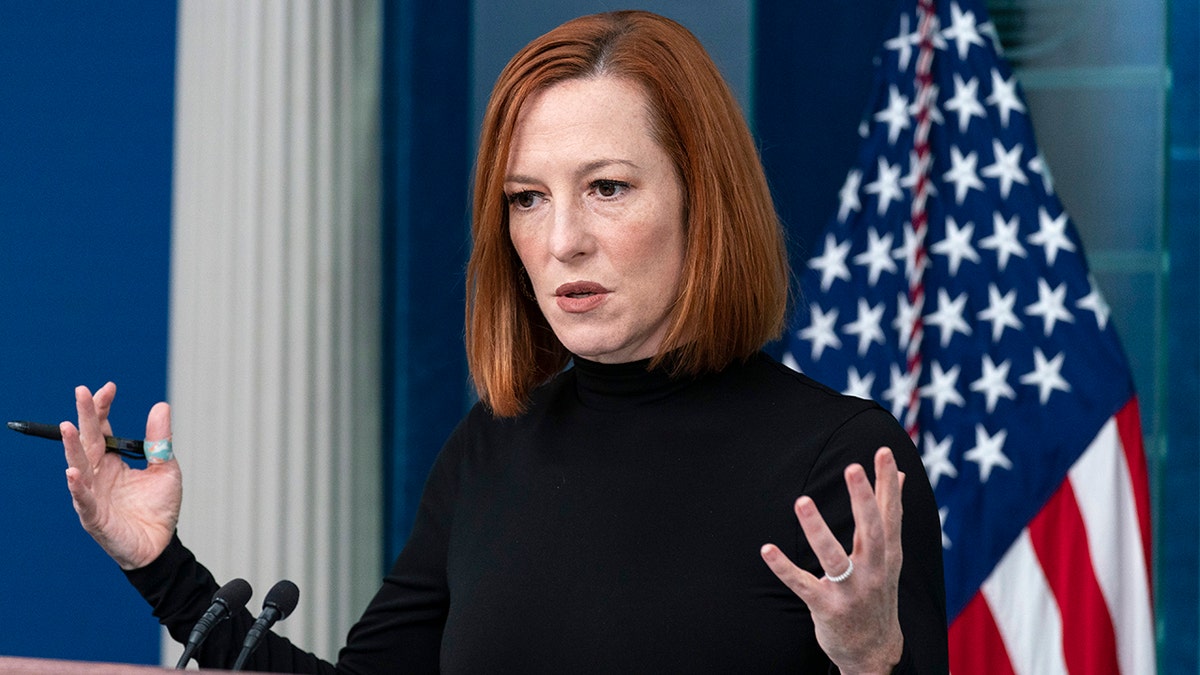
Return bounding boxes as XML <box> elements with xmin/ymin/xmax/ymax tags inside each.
<box><xmin>145</xmin><ymin>438</ymin><xmax>174</xmax><ymax>464</ymax></box>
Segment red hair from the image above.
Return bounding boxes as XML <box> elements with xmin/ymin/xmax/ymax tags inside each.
<box><xmin>466</xmin><ymin>10</ymin><xmax>789</xmax><ymax>416</ymax></box>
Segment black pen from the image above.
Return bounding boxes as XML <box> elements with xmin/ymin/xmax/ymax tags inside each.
<box><xmin>7</xmin><ymin>420</ymin><xmax>145</xmax><ymax>460</ymax></box>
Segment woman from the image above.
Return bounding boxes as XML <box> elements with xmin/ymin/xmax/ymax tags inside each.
<box><xmin>62</xmin><ymin>10</ymin><xmax>948</xmax><ymax>673</ymax></box>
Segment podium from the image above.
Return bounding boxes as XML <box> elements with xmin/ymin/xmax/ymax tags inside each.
<box><xmin>0</xmin><ymin>656</ymin><xmax>190</xmax><ymax>673</ymax></box>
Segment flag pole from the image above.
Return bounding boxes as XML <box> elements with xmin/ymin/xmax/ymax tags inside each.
<box><xmin>904</xmin><ymin>0</ymin><xmax>938</xmax><ymax>442</ymax></box>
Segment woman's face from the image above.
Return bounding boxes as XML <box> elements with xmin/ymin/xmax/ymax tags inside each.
<box><xmin>505</xmin><ymin>75</ymin><xmax>686</xmax><ymax>364</ymax></box>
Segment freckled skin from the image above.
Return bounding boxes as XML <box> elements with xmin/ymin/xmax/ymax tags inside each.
<box><xmin>505</xmin><ymin>76</ymin><xmax>686</xmax><ymax>364</ymax></box>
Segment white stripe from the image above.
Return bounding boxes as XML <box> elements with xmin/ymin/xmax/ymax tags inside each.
<box><xmin>981</xmin><ymin>530</ymin><xmax>1070</xmax><ymax>675</ymax></box>
<box><xmin>1068</xmin><ymin>415</ymin><xmax>1157</xmax><ymax>674</ymax></box>
<box><xmin>171</xmin><ymin>0</ymin><xmax>384</xmax><ymax>664</ymax></box>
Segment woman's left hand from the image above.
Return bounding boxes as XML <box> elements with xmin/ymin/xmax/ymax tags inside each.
<box><xmin>760</xmin><ymin>446</ymin><xmax>905</xmax><ymax>675</ymax></box>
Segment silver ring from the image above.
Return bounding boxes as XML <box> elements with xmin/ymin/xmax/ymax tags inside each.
<box><xmin>826</xmin><ymin>559</ymin><xmax>854</xmax><ymax>583</ymax></box>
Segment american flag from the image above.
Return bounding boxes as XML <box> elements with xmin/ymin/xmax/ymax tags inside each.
<box><xmin>783</xmin><ymin>0</ymin><xmax>1156</xmax><ymax>672</ymax></box>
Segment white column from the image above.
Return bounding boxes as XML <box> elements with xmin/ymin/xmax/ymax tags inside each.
<box><xmin>168</xmin><ymin>0</ymin><xmax>382</xmax><ymax>664</ymax></box>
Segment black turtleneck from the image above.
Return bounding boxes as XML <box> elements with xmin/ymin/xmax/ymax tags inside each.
<box><xmin>127</xmin><ymin>352</ymin><xmax>948</xmax><ymax>673</ymax></box>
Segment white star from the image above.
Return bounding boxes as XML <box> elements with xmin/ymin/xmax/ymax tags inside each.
<box><xmin>979</xmin><ymin>20</ymin><xmax>1003</xmax><ymax>55</ymax></box>
<box><xmin>924</xmin><ymin>13</ymin><xmax>949</xmax><ymax>51</ymax></box>
<box><xmin>892</xmin><ymin>221</ymin><xmax>928</xmax><ymax>280</ymax></box>
<box><xmin>970</xmin><ymin>354</ymin><xmax>1016</xmax><ymax>413</ymax></box>
<box><xmin>782</xmin><ymin>351</ymin><xmax>802</xmax><ymax>373</ymax></box>
<box><xmin>844</xmin><ymin>298</ymin><xmax>887</xmax><ymax>356</ymax></box>
<box><xmin>987</xmin><ymin>68</ymin><xmax>1027</xmax><ymax>127</ymax></box>
<box><xmin>980</xmin><ymin>140</ymin><xmax>1028</xmax><ymax>199</ymax></box>
<box><xmin>875</xmin><ymin>85</ymin><xmax>912</xmax><ymax>145</ymax></box>
<box><xmin>900</xmin><ymin>149</ymin><xmax>937</xmax><ymax>197</ymax></box>
<box><xmin>979</xmin><ymin>212</ymin><xmax>1027</xmax><ymax>271</ymax></box>
<box><xmin>809</xmin><ymin>233</ymin><xmax>852</xmax><ymax>291</ymax></box>
<box><xmin>883</xmin><ymin>363</ymin><xmax>920</xmax><ymax>419</ymax></box>
<box><xmin>938</xmin><ymin>506</ymin><xmax>952</xmax><ymax>549</ymax></box>
<box><xmin>1029</xmin><ymin>207</ymin><xmax>1076</xmax><ymax>265</ymax></box>
<box><xmin>885</xmin><ymin>12</ymin><xmax>919</xmax><ymax>72</ymax></box>
<box><xmin>922</xmin><ymin>432</ymin><xmax>957</xmax><ymax>490</ymax></box>
<box><xmin>837</xmin><ymin>169</ymin><xmax>863</xmax><ymax>222</ymax></box>
<box><xmin>925</xmin><ymin>288</ymin><xmax>973</xmax><ymax>348</ymax></box>
<box><xmin>798</xmin><ymin>304</ymin><xmax>841</xmax><ymax>360</ymax></box>
<box><xmin>942</xmin><ymin>1</ymin><xmax>987</xmax><ymax>60</ymax></box>
<box><xmin>930</xmin><ymin>216</ymin><xmax>980</xmax><ymax>275</ymax></box>
<box><xmin>964</xmin><ymin>424</ymin><xmax>1012</xmax><ymax>482</ymax></box>
<box><xmin>865</xmin><ymin>157</ymin><xmax>905</xmax><ymax>215</ymax></box>
<box><xmin>1076</xmin><ymin>277</ymin><xmax>1112</xmax><ymax>330</ymax></box>
<box><xmin>1020</xmin><ymin>347</ymin><xmax>1071</xmax><ymax>404</ymax></box>
<box><xmin>944</xmin><ymin>73</ymin><xmax>986</xmax><ymax>133</ymax></box>
<box><xmin>1027</xmin><ymin>152</ymin><xmax>1055</xmax><ymax>194</ymax></box>
<box><xmin>1026</xmin><ymin>278</ymin><xmax>1075</xmax><ymax>336</ymax></box>
<box><xmin>893</xmin><ymin>290</ymin><xmax>923</xmax><ymax>352</ymax></box>
<box><xmin>844</xmin><ymin>366</ymin><xmax>876</xmax><ymax>400</ymax></box>
<box><xmin>920</xmin><ymin>361</ymin><xmax>966</xmax><ymax>418</ymax></box>
<box><xmin>977</xmin><ymin>283</ymin><xmax>1023</xmax><ymax>342</ymax></box>
<box><xmin>908</xmin><ymin>83</ymin><xmax>944</xmax><ymax>126</ymax></box>
<box><xmin>853</xmin><ymin>228</ymin><xmax>898</xmax><ymax>285</ymax></box>
<box><xmin>942</xmin><ymin>145</ymin><xmax>985</xmax><ymax>205</ymax></box>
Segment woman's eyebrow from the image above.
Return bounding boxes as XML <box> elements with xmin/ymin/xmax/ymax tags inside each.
<box><xmin>575</xmin><ymin>158</ymin><xmax>640</xmax><ymax>177</ymax></box>
<box><xmin>505</xmin><ymin>158</ymin><xmax>642</xmax><ymax>186</ymax></box>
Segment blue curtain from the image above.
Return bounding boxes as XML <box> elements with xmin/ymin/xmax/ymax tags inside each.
<box><xmin>0</xmin><ymin>1</ymin><xmax>175</xmax><ymax>663</ymax></box>
<box><xmin>381</xmin><ymin>0</ymin><xmax>474</xmax><ymax>565</ymax></box>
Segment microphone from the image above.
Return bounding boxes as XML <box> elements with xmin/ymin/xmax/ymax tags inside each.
<box><xmin>175</xmin><ymin>578</ymin><xmax>253</xmax><ymax>669</ymax></box>
<box><xmin>231</xmin><ymin>579</ymin><xmax>300</xmax><ymax>671</ymax></box>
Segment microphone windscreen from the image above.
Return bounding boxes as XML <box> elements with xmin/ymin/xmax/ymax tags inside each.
<box><xmin>263</xmin><ymin>579</ymin><xmax>300</xmax><ymax>620</ymax></box>
<box><xmin>216</xmin><ymin>578</ymin><xmax>254</xmax><ymax>610</ymax></box>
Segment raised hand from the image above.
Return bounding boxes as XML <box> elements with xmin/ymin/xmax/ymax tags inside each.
<box><xmin>61</xmin><ymin>382</ymin><xmax>182</xmax><ymax>570</ymax></box>
<box><xmin>760</xmin><ymin>447</ymin><xmax>906</xmax><ymax>675</ymax></box>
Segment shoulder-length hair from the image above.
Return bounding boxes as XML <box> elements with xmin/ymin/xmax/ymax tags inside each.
<box><xmin>466</xmin><ymin>10</ymin><xmax>789</xmax><ymax>417</ymax></box>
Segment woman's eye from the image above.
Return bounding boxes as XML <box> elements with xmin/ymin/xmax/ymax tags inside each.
<box><xmin>507</xmin><ymin>191</ymin><xmax>542</xmax><ymax>210</ymax></box>
<box><xmin>592</xmin><ymin>180</ymin><xmax>629</xmax><ymax>199</ymax></box>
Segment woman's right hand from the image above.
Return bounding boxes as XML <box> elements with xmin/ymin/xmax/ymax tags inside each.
<box><xmin>61</xmin><ymin>382</ymin><xmax>182</xmax><ymax>570</ymax></box>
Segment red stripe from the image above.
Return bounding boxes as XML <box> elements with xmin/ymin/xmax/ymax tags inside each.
<box><xmin>949</xmin><ymin>592</ymin><xmax>1016</xmax><ymax>675</ymax></box>
<box><xmin>1114</xmin><ymin>397</ymin><xmax>1153</xmax><ymax>595</ymax></box>
<box><xmin>1027</xmin><ymin>479</ymin><xmax>1120</xmax><ymax>673</ymax></box>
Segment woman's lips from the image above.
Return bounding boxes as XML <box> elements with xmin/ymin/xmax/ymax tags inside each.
<box><xmin>555</xmin><ymin>281</ymin><xmax>610</xmax><ymax>313</ymax></box>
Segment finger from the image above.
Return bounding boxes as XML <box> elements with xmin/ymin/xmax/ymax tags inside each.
<box><xmin>874</xmin><ymin>448</ymin><xmax>906</xmax><ymax>576</ymax></box>
<box><xmin>145</xmin><ymin>402</ymin><xmax>171</xmax><ymax>440</ymax></box>
<box><xmin>144</xmin><ymin>402</ymin><xmax>175</xmax><ymax>467</ymax></box>
<box><xmin>61</xmin><ymin>423</ymin><xmax>100</xmax><ymax>523</ymax></box>
<box><xmin>875</xmin><ymin>448</ymin><xmax>904</xmax><ymax>523</ymax></box>
<box><xmin>93</xmin><ymin>381</ymin><xmax>117</xmax><ymax>436</ymax></box>
<box><xmin>74</xmin><ymin>385</ymin><xmax>105</xmax><ymax>462</ymax></box>
<box><xmin>60</xmin><ymin>422</ymin><xmax>92</xmax><ymax>480</ymax></box>
<box><xmin>873</xmin><ymin>447</ymin><xmax>902</xmax><ymax>520</ymax></box>
<box><xmin>845</xmin><ymin>461</ymin><xmax>887</xmax><ymax>571</ymax></box>
<box><xmin>760</xmin><ymin>543</ymin><xmax>820</xmax><ymax>601</ymax></box>
<box><xmin>794</xmin><ymin>495</ymin><xmax>854</xmax><ymax>581</ymax></box>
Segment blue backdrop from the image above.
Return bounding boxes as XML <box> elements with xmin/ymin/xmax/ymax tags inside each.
<box><xmin>0</xmin><ymin>1</ymin><xmax>175</xmax><ymax>664</ymax></box>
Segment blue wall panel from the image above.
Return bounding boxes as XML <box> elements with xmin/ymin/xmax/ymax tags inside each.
<box><xmin>1164</xmin><ymin>0</ymin><xmax>1199</xmax><ymax>669</ymax></box>
<box><xmin>381</xmin><ymin>0</ymin><xmax>473</xmax><ymax>563</ymax></box>
<box><xmin>0</xmin><ymin>1</ymin><xmax>175</xmax><ymax>664</ymax></box>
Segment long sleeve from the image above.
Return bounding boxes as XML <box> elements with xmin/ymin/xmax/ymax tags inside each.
<box><xmin>124</xmin><ymin>534</ymin><xmax>336</xmax><ymax>673</ymax></box>
<box><xmin>123</xmin><ymin>429</ymin><xmax>469</xmax><ymax>674</ymax></box>
<box><xmin>800</xmin><ymin>406</ymin><xmax>949</xmax><ymax>673</ymax></box>
<box><xmin>122</xmin><ymin>353</ymin><xmax>948</xmax><ymax>673</ymax></box>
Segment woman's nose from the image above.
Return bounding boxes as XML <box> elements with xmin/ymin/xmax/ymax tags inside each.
<box><xmin>547</xmin><ymin>202</ymin><xmax>593</xmax><ymax>262</ymax></box>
